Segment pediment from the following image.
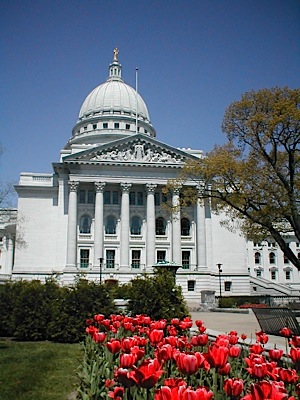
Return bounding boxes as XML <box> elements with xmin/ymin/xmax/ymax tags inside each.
<box><xmin>63</xmin><ymin>134</ymin><xmax>197</xmax><ymax>166</ymax></box>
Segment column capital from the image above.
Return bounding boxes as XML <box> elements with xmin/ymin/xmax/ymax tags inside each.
<box><xmin>172</xmin><ymin>187</ymin><xmax>181</xmax><ymax>196</ymax></box>
<box><xmin>120</xmin><ymin>183</ymin><xmax>132</xmax><ymax>193</ymax></box>
<box><xmin>145</xmin><ymin>183</ymin><xmax>157</xmax><ymax>194</ymax></box>
<box><xmin>196</xmin><ymin>182</ymin><xmax>206</xmax><ymax>197</ymax></box>
<box><xmin>94</xmin><ymin>182</ymin><xmax>106</xmax><ymax>193</ymax></box>
<box><xmin>68</xmin><ymin>181</ymin><xmax>79</xmax><ymax>192</ymax></box>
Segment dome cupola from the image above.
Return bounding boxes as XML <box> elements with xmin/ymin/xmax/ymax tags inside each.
<box><xmin>67</xmin><ymin>49</ymin><xmax>156</xmax><ymax>148</ymax></box>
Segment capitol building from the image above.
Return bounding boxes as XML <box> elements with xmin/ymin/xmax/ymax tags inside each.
<box><xmin>1</xmin><ymin>50</ymin><xmax>299</xmax><ymax>300</ymax></box>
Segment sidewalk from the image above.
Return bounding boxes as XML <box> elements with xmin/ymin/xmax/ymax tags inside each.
<box><xmin>190</xmin><ymin>309</ymin><xmax>288</xmax><ymax>350</ymax></box>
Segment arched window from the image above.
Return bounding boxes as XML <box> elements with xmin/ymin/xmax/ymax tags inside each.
<box><xmin>131</xmin><ymin>216</ymin><xmax>142</xmax><ymax>235</ymax></box>
<box><xmin>80</xmin><ymin>215</ymin><xmax>91</xmax><ymax>234</ymax></box>
<box><xmin>106</xmin><ymin>216</ymin><xmax>117</xmax><ymax>234</ymax></box>
<box><xmin>269</xmin><ymin>252</ymin><xmax>276</xmax><ymax>264</ymax></box>
<box><xmin>254</xmin><ymin>252</ymin><xmax>261</xmax><ymax>264</ymax></box>
<box><xmin>156</xmin><ymin>217</ymin><xmax>166</xmax><ymax>235</ymax></box>
<box><xmin>181</xmin><ymin>218</ymin><xmax>190</xmax><ymax>236</ymax></box>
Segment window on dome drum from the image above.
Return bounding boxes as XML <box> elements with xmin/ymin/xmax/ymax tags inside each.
<box><xmin>131</xmin><ymin>250</ymin><xmax>141</xmax><ymax>269</ymax></box>
<box><xmin>103</xmin><ymin>123</ymin><xmax>108</xmax><ymax>129</ymax></box>
<box><xmin>286</xmin><ymin>270</ymin><xmax>291</xmax><ymax>280</ymax></box>
<box><xmin>269</xmin><ymin>252</ymin><xmax>276</xmax><ymax>264</ymax></box>
<box><xmin>156</xmin><ymin>217</ymin><xmax>166</xmax><ymax>235</ymax></box>
<box><xmin>181</xmin><ymin>218</ymin><xmax>190</xmax><ymax>236</ymax></box>
<box><xmin>131</xmin><ymin>216</ymin><xmax>142</xmax><ymax>235</ymax></box>
<box><xmin>254</xmin><ymin>252</ymin><xmax>261</xmax><ymax>264</ymax></box>
<box><xmin>84</xmin><ymin>126</ymin><xmax>87</xmax><ymax>130</ymax></box>
<box><xmin>79</xmin><ymin>215</ymin><xmax>91</xmax><ymax>234</ymax></box>
<box><xmin>126</xmin><ymin>124</ymin><xmax>130</xmax><ymax>130</ymax></box>
<box><xmin>224</xmin><ymin>281</ymin><xmax>232</xmax><ymax>292</ymax></box>
<box><xmin>93</xmin><ymin>124</ymin><xmax>97</xmax><ymax>129</ymax></box>
<box><xmin>284</xmin><ymin>255</ymin><xmax>290</xmax><ymax>264</ymax></box>
<box><xmin>80</xmin><ymin>249</ymin><xmax>90</xmax><ymax>268</ymax></box>
<box><xmin>187</xmin><ymin>280</ymin><xmax>195</xmax><ymax>291</ymax></box>
<box><xmin>271</xmin><ymin>270</ymin><xmax>276</xmax><ymax>280</ymax></box>
<box><xmin>114</xmin><ymin>123</ymin><xmax>119</xmax><ymax>129</ymax></box>
<box><xmin>182</xmin><ymin>251</ymin><xmax>190</xmax><ymax>269</ymax></box>
<box><xmin>105</xmin><ymin>216</ymin><xmax>117</xmax><ymax>234</ymax></box>
<box><xmin>106</xmin><ymin>250</ymin><xmax>115</xmax><ymax>269</ymax></box>
<box><xmin>157</xmin><ymin>250</ymin><xmax>166</xmax><ymax>263</ymax></box>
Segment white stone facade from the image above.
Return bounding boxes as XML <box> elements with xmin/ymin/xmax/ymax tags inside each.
<box><xmin>2</xmin><ymin>51</ymin><xmax>299</xmax><ymax>300</ymax></box>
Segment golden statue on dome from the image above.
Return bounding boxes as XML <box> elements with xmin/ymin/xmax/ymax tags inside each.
<box><xmin>113</xmin><ymin>47</ymin><xmax>119</xmax><ymax>61</ymax></box>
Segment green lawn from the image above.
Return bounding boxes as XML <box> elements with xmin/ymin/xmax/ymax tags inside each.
<box><xmin>0</xmin><ymin>340</ymin><xmax>81</xmax><ymax>400</ymax></box>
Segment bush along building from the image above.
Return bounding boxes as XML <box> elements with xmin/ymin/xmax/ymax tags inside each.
<box><xmin>2</xmin><ymin>50</ymin><xmax>300</xmax><ymax>302</ymax></box>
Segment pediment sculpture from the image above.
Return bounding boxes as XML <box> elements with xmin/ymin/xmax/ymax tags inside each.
<box><xmin>90</xmin><ymin>143</ymin><xmax>184</xmax><ymax>164</ymax></box>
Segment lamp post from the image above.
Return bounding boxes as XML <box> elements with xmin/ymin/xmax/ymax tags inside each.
<box><xmin>217</xmin><ymin>263</ymin><xmax>223</xmax><ymax>298</ymax></box>
<box><xmin>99</xmin><ymin>257</ymin><xmax>103</xmax><ymax>284</ymax></box>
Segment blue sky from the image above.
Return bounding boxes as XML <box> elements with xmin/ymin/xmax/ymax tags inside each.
<box><xmin>1</xmin><ymin>0</ymin><xmax>299</xmax><ymax>191</ymax></box>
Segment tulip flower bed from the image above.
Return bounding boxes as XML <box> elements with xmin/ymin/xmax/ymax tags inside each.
<box><xmin>78</xmin><ymin>314</ymin><xmax>300</xmax><ymax>400</ymax></box>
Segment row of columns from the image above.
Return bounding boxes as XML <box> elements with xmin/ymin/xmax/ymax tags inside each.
<box><xmin>65</xmin><ymin>181</ymin><xmax>207</xmax><ymax>270</ymax></box>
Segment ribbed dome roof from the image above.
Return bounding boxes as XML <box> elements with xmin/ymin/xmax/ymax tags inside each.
<box><xmin>78</xmin><ymin>79</ymin><xmax>150</xmax><ymax>122</ymax></box>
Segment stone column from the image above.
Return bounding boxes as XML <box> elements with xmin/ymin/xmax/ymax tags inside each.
<box><xmin>66</xmin><ymin>181</ymin><xmax>79</xmax><ymax>269</ymax></box>
<box><xmin>120</xmin><ymin>183</ymin><xmax>132</xmax><ymax>268</ymax></box>
<box><xmin>146</xmin><ymin>183</ymin><xmax>157</xmax><ymax>267</ymax></box>
<box><xmin>6</xmin><ymin>234</ymin><xmax>14</xmax><ymax>274</ymax></box>
<box><xmin>196</xmin><ymin>185</ymin><xmax>207</xmax><ymax>267</ymax></box>
<box><xmin>93</xmin><ymin>182</ymin><xmax>105</xmax><ymax>267</ymax></box>
<box><xmin>172</xmin><ymin>188</ymin><xmax>181</xmax><ymax>265</ymax></box>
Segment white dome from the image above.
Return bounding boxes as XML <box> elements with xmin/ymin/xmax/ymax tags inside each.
<box><xmin>78</xmin><ymin>80</ymin><xmax>150</xmax><ymax>122</ymax></box>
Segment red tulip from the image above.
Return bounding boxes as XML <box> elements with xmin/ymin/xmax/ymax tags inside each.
<box><xmin>280</xmin><ymin>327</ymin><xmax>293</xmax><ymax>337</ymax></box>
<box><xmin>131</xmin><ymin>358</ymin><xmax>164</xmax><ymax>388</ymax></box>
<box><xmin>249</xmin><ymin>343</ymin><xmax>264</xmax><ymax>354</ymax></box>
<box><xmin>218</xmin><ymin>362</ymin><xmax>231</xmax><ymax>375</ymax></box>
<box><xmin>276</xmin><ymin>367</ymin><xmax>299</xmax><ymax>384</ymax></box>
<box><xmin>255</xmin><ymin>331</ymin><xmax>269</xmax><ymax>344</ymax></box>
<box><xmin>107</xmin><ymin>339</ymin><xmax>122</xmax><ymax>354</ymax></box>
<box><xmin>290</xmin><ymin>347</ymin><xmax>300</xmax><ymax>363</ymax></box>
<box><xmin>224</xmin><ymin>378</ymin><xmax>244</xmax><ymax>397</ymax></box>
<box><xmin>93</xmin><ymin>331</ymin><xmax>106</xmax><ymax>343</ymax></box>
<box><xmin>120</xmin><ymin>352</ymin><xmax>137</xmax><ymax>368</ymax></box>
<box><xmin>108</xmin><ymin>386</ymin><xmax>124</xmax><ymax>400</ymax></box>
<box><xmin>229</xmin><ymin>345</ymin><xmax>241</xmax><ymax>358</ymax></box>
<box><xmin>208</xmin><ymin>344</ymin><xmax>229</xmax><ymax>368</ymax></box>
<box><xmin>175</xmin><ymin>352</ymin><xmax>200</xmax><ymax>375</ymax></box>
<box><xmin>269</xmin><ymin>348</ymin><xmax>283</xmax><ymax>361</ymax></box>
<box><xmin>149</xmin><ymin>329</ymin><xmax>164</xmax><ymax>346</ymax></box>
<box><xmin>115</xmin><ymin>368</ymin><xmax>136</xmax><ymax>388</ymax></box>
<box><xmin>290</xmin><ymin>336</ymin><xmax>300</xmax><ymax>347</ymax></box>
<box><xmin>155</xmin><ymin>386</ymin><xmax>179</xmax><ymax>400</ymax></box>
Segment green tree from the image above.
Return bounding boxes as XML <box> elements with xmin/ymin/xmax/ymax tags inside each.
<box><xmin>168</xmin><ymin>87</ymin><xmax>300</xmax><ymax>269</ymax></box>
<box><xmin>125</xmin><ymin>269</ymin><xmax>189</xmax><ymax>320</ymax></box>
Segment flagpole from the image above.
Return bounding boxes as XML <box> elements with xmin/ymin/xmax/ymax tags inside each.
<box><xmin>135</xmin><ymin>67</ymin><xmax>138</xmax><ymax>134</ymax></box>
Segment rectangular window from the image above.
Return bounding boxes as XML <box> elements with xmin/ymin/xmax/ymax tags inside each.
<box><xmin>256</xmin><ymin>270</ymin><xmax>262</xmax><ymax>277</ymax></box>
<box><xmin>87</xmin><ymin>190</ymin><xmax>94</xmax><ymax>204</ymax></box>
<box><xmin>187</xmin><ymin>280</ymin><xmax>195</xmax><ymax>291</ymax></box>
<box><xmin>114</xmin><ymin>123</ymin><xmax>119</xmax><ymax>129</ymax></box>
<box><xmin>137</xmin><ymin>192</ymin><xmax>143</xmax><ymax>205</ymax></box>
<box><xmin>80</xmin><ymin>249</ymin><xmax>90</xmax><ymax>268</ymax></box>
<box><xmin>182</xmin><ymin>251</ymin><xmax>190</xmax><ymax>269</ymax></box>
<box><xmin>112</xmin><ymin>191</ymin><xmax>119</xmax><ymax>205</ymax></box>
<box><xmin>224</xmin><ymin>281</ymin><xmax>232</xmax><ymax>292</ymax></box>
<box><xmin>286</xmin><ymin>270</ymin><xmax>291</xmax><ymax>280</ymax></box>
<box><xmin>79</xmin><ymin>190</ymin><xmax>86</xmax><ymax>203</ymax></box>
<box><xmin>103</xmin><ymin>122</ymin><xmax>108</xmax><ymax>129</ymax></box>
<box><xmin>131</xmin><ymin>250</ymin><xmax>141</xmax><ymax>269</ymax></box>
<box><xmin>284</xmin><ymin>255</ymin><xmax>289</xmax><ymax>264</ymax></box>
<box><xmin>93</xmin><ymin>124</ymin><xmax>97</xmax><ymax>130</ymax></box>
<box><xmin>154</xmin><ymin>193</ymin><xmax>160</xmax><ymax>206</ymax></box>
<box><xmin>129</xmin><ymin>192</ymin><xmax>135</xmax><ymax>205</ymax></box>
<box><xmin>106</xmin><ymin>250</ymin><xmax>115</xmax><ymax>269</ymax></box>
<box><xmin>126</xmin><ymin>124</ymin><xmax>130</xmax><ymax>130</ymax></box>
<box><xmin>157</xmin><ymin>250</ymin><xmax>166</xmax><ymax>263</ymax></box>
<box><xmin>104</xmin><ymin>191</ymin><xmax>111</xmax><ymax>204</ymax></box>
<box><xmin>271</xmin><ymin>270</ymin><xmax>276</xmax><ymax>280</ymax></box>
